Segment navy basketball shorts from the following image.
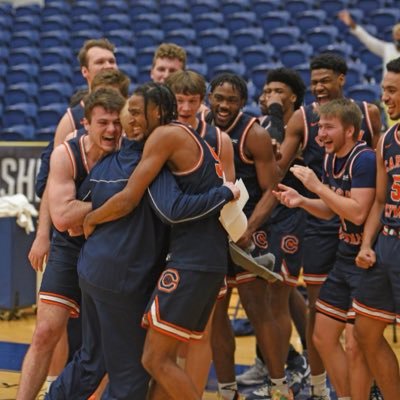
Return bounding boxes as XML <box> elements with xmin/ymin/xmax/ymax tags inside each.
<box><xmin>353</xmin><ymin>233</ymin><xmax>400</xmax><ymax>325</ymax></box>
<box><xmin>316</xmin><ymin>258</ymin><xmax>364</xmax><ymax>324</ymax></box>
<box><xmin>302</xmin><ymin>232</ymin><xmax>339</xmax><ymax>286</ymax></box>
<box><xmin>142</xmin><ymin>268</ymin><xmax>225</xmax><ymax>342</ymax></box>
<box><xmin>39</xmin><ymin>244</ymin><xmax>81</xmax><ymax>317</ymax></box>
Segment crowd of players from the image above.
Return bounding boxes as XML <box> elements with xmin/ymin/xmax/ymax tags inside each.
<box><xmin>14</xmin><ymin>34</ymin><xmax>400</xmax><ymax>400</ymax></box>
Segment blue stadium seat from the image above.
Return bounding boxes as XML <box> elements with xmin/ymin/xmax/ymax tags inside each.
<box><xmin>42</xmin><ymin>1</ymin><xmax>71</xmax><ymax>17</ymax></box>
<box><xmin>231</xmin><ymin>27</ymin><xmax>264</xmax><ymax>49</ymax></box>
<box><xmin>197</xmin><ymin>28</ymin><xmax>230</xmax><ymax>48</ymax></box>
<box><xmin>72</xmin><ymin>67</ymin><xmax>86</xmax><ymax>88</ymax></box>
<box><xmin>138</xmin><ymin>65</ymin><xmax>152</xmax><ymax>83</ymax></box>
<box><xmin>247</xmin><ymin>80</ymin><xmax>257</xmax><ymax>103</ymax></box>
<box><xmin>243</xmin><ymin>103</ymin><xmax>260</xmax><ymax>117</ymax></box>
<box><xmin>129</xmin><ymin>0</ymin><xmax>158</xmax><ymax>16</ymax></box>
<box><xmin>190</xmin><ymin>0</ymin><xmax>219</xmax><ymax>15</ymax></box>
<box><xmin>71</xmin><ymin>1</ymin><xmax>99</xmax><ymax>18</ymax></box>
<box><xmin>226</xmin><ymin>11</ymin><xmax>257</xmax><ymax>32</ymax></box>
<box><xmin>10</xmin><ymin>31</ymin><xmax>40</xmax><ymax>49</ymax></box>
<box><xmin>186</xmin><ymin>63</ymin><xmax>208</xmax><ymax>77</ymax></box>
<box><xmin>1</xmin><ymin>125</ymin><xmax>35</xmax><ymax>141</ymax></box>
<box><xmin>9</xmin><ymin>47</ymin><xmax>41</xmax><ymax>66</ymax></box>
<box><xmin>319</xmin><ymin>42</ymin><xmax>353</xmax><ymax>58</ymax></box>
<box><xmin>0</xmin><ymin>30</ymin><xmax>11</xmax><ymax>47</ymax></box>
<box><xmin>221</xmin><ymin>0</ymin><xmax>250</xmax><ymax>16</ymax></box>
<box><xmin>103</xmin><ymin>14</ymin><xmax>131</xmax><ymax>32</ymax></box>
<box><xmin>250</xmin><ymin>62</ymin><xmax>283</xmax><ymax>88</ymax></box>
<box><xmin>131</xmin><ymin>14</ymin><xmax>161</xmax><ymax>33</ymax></box>
<box><xmin>0</xmin><ymin>2</ymin><xmax>13</xmax><ymax>18</ymax></box>
<box><xmin>212</xmin><ymin>63</ymin><xmax>246</xmax><ymax>80</ymax></box>
<box><xmin>107</xmin><ymin>29</ymin><xmax>135</xmax><ymax>47</ymax></box>
<box><xmin>279</xmin><ymin>43</ymin><xmax>313</xmax><ymax>67</ymax></box>
<box><xmin>163</xmin><ymin>13</ymin><xmax>193</xmax><ymax>32</ymax></box>
<box><xmin>118</xmin><ymin>64</ymin><xmax>138</xmax><ymax>83</ymax></box>
<box><xmin>39</xmin><ymin>64</ymin><xmax>73</xmax><ymax>86</ymax></box>
<box><xmin>293</xmin><ymin>63</ymin><xmax>311</xmax><ymax>87</ymax></box>
<box><xmin>115</xmin><ymin>46</ymin><xmax>137</xmax><ymax>65</ymax></box>
<box><xmin>40</xmin><ymin>31</ymin><xmax>70</xmax><ymax>48</ymax></box>
<box><xmin>15</xmin><ymin>4</ymin><xmax>41</xmax><ymax>18</ymax></box>
<box><xmin>37</xmin><ymin>103</ymin><xmax>68</xmax><ymax>130</ymax></box>
<box><xmin>100</xmin><ymin>0</ymin><xmax>129</xmax><ymax>18</ymax></box>
<box><xmin>269</xmin><ymin>27</ymin><xmax>301</xmax><ymax>48</ymax></box>
<box><xmin>318</xmin><ymin>0</ymin><xmax>349</xmax><ymax>16</ymax></box>
<box><xmin>0</xmin><ymin>46</ymin><xmax>9</xmax><ymax>64</ymax></box>
<box><xmin>347</xmin><ymin>83</ymin><xmax>381</xmax><ymax>103</ymax></box>
<box><xmin>351</xmin><ymin>0</ymin><xmax>385</xmax><ymax>15</ymax></box>
<box><xmin>13</xmin><ymin>15</ymin><xmax>41</xmax><ymax>32</ymax></box>
<box><xmin>205</xmin><ymin>45</ymin><xmax>238</xmax><ymax>72</ymax></box>
<box><xmin>185</xmin><ymin>45</ymin><xmax>203</xmax><ymax>63</ymax></box>
<box><xmin>135</xmin><ymin>29</ymin><xmax>164</xmax><ymax>49</ymax></box>
<box><xmin>241</xmin><ymin>44</ymin><xmax>275</xmax><ymax>70</ymax></box>
<box><xmin>7</xmin><ymin>65</ymin><xmax>39</xmax><ymax>86</ymax></box>
<box><xmin>260</xmin><ymin>11</ymin><xmax>290</xmax><ymax>35</ymax></box>
<box><xmin>305</xmin><ymin>26</ymin><xmax>339</xmax><ymax>51</ymax></box>
<box><xmin>341</xmin><ymin>23</ymin><xmax>375</xmax><ymax>50</ymax></box>
<box><xmin>136</xmin><ymin>47</ymin><xmax>157</xmax><ymax>68</ymax></box>
<box><xmin>252</xmin><ymin>0</ymin><xmax>281</xmax><ymax>15</ymax></box>
<box><xmin>345</xmin><ymin>61</ymin><xmax>367</xmax><ymax>87</ymax></box>
<box><xmin>285</xmin><ymin>0</ymin><xmax>314</xmax><ymax>16</ymax></box>
<box><xmin>41</xmin><ymin>47</ymin><xmax>73</xmax><ymax>66</ymax></box>
<box><xmin>296</xmin><ymin>10</ymin><xmax>327</xmax><ymax>31</ymax></box>
<box><xmin>4</xmin><ymin>83</ymin><xmax>38</xmax><ymax>107</ymax></box>
<box><xmin>3</xmin><ymin>103</ymin><xmax>37</xmax><ymax>127</ymax></box>
<box><xmin>72</xmin><ymin>15</ymin><xmax>102</xmax><ymax>31</ymax></box>
<box><xmin>193</xmin><ymin>13</ymin><xmax>224</xmax><ymax>32</ymax></box>
<box><xmin>0</xmin><ymin>15</ymin><xmax>12</xmax><ymax>32</ymax></box>
<box><xmin>358</xmin><ymin>47</ymin><xmax>382</xmax><ymax>70</ymax></box>
<box><xmin>159</xmin><ymin>0</ymin><xmax>188</xmax><ymax>16</ymax></box>
<box><xmin>41</xmin><ymin>15</ymin><xmax>72</xmax><ymax>32</ymax></box>
<box><xmin>71</xmin><ymin>30</ymin><xmax>103</xmax><ymax>52</ymax></box>
<box><xmin>38</xmin><ymin>83</ymin><xmax>73</xmax><ymax>107</ymax></box>
<box><xmin>369</xmin><ymin>8</ymin><xmax>400</xmax><ymax>31</ymax></box>
<box><xmin>165</xmin><ymin>28</ymin><xmax>197</xmax><ymax>47</ymax></box>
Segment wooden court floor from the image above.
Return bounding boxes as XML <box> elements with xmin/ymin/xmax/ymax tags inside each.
<box><xmin>1</xmin><ymin>292</ymin><xmax>400</xmax><ymax>400</ymax></box>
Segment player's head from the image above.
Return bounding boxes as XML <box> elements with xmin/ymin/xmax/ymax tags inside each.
<box><xmin>310</xmin><ymin>53</ymin><xmax>347</xmax><ymax>104</ymax></box>
<box><xmin>382</xmin><ymin>57</ymin><xmax>400</xmax><ymax>120</ymax></box>
<box><xmin>91</xmin><ymin>69</ymin><xmax>131</xmax><ymax>98</ymax></box>
<box><xmin>392</xmin><ymin>23</ymin><xmax>400</xmax><ymax>50</ymax></box>
<box><xmin>126</xmin><ymin>82</ymin><xmax>177</xmax><ymax>141</ymax></box>
<box><xmin>208</xmin><ymin>73</ymin><xmax>248</xmax><ymax>129</ymax></box>
<box><xmin>165</xmin><ymin>70</ymin><xmax>206</xmax><ymax>125</ymax></box>
<box><xmin>150</xmin><ymin>43</ymin><xmax>187</xmax><ymax>83</ymax></box>
<box><xmin>83</xmin><ymin>87</ymin><xmax>125</xmax><ymax>152</ymax></box>
<box><xmin>317</xmin><ymin>98</ymin><xmax>362</xmax><ymax>154</ymax></box>
<box><xmin>78</xmin><ymin>38</ymin><xmax>117</xmax><ymax>86</ymax></box>
<box><xmin>259</xmin><ymin>67</ymin><xmax>306</xmax><ymax>115</ymax></box>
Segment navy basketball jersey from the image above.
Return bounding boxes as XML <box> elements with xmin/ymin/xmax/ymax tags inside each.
<box><xmin>51</xmin><ymin>134</ymin><xmax>90</xmax><ymax>251</ymax></box>
<box><xmin>167</xmin><ymin>121</ymin><xmax>228</xmax><ymax>274</ymax></box>
<box><xmin>67</xmin><ymin>101</ymin><xmax>85</xmax><ymax>131</ymax></box>
<box><xmin>381</xmin><ymin>123</ymin><xmax>400</xmax><ymax>230</ymax></box>
<box><xmin>205</xmin><ymin>110</ymin><xmax>260</xmax><ymax>216</ymax></box>
<box><xmin>302</xmin><ymin>101</ymin><xmax>375</xmax><ymax>180</ymax></box>
<box><xmin>197</xmin><ymin>117</ymin><xmax>222</xmax><ymax>157</ymax></box>
<box><xmin>323</xmin><ymin>141</ymin><xmax>376</xmax><ymax>262</ymax></box>
<box><xmin>78</xmin><ymin>138</ymin><xmax>169</xmax><ymax>294</ymax></box>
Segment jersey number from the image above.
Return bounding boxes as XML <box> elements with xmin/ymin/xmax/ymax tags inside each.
<box><xmin>391</xmin><ymin>175</ymin><xmax>400</xmax><ymax>202</ymax></box>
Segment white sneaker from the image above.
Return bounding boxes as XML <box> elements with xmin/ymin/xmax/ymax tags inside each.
<box><xmin>236</xmin><ymin>357</ymin><xmax>268</xmax><ymax>386</ymax></box>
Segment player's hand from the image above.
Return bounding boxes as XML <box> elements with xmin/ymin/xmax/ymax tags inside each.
<box><xmin>355</xmin><ymin>247</ymin><xmax>376</xmax><ymax>269</ymax></box>
<box><xmin>224</xmin><ymin>181</ymin><xmax>240</xmax><ymax>200</ymax></box>
<box><xmin>28</xmin><ymin>234</ymin><xmax>50</xmax><ymax>272</ymax></box>
<box><xmin>290</xmin><ymin>164</ymin><xmax>321</xmax><ymax>193</ymax></box>
<box><xmin>83</xmin><ymin>213</ymin><xmax>96</xmax><ymax>239</ymax></box>
<box><xmin>236</xmin><ymin>230</ymin><xmax>253</xmax><ymax>250</ymax></box>
<box><xmin>273</xmin><ymin>183</ymin><xmax>303</xmax><ymax>208</ymax></box>
<box><xmin>338</xmin><ymin>10</ymin><xmax>355</xmax><ymax>28</ymax></box>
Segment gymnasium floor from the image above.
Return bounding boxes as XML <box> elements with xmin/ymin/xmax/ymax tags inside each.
<box><xmin>1</xmin><ymin>298</ymin><xmax>399</xmax><ymax>400</ymax></box>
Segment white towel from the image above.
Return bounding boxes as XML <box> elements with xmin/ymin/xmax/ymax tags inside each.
<box><xmin>0</xmin><ymin>194</ymin><xmax>38</xmax><ymax>234</ymax></box>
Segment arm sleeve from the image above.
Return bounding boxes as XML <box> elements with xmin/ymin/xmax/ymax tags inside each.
<box><xmin>264</xmin><ymin>103</ymin><xmax>285</xmax><ymax>143</ymax></box>
<box><xmin>352</xmin><ymin>25</ymin><xmax>386</xmax><ymax>57</ymax></box>
<box><xmin>147</xmin><ymin>167</ymin><xmax>234</xmax><ymax>225</ymax></box>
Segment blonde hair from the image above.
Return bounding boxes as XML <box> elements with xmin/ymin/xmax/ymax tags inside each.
<box><xmin>152</xmin><ymin>43</ymin><xmax>187</xmax><ymax>68</ymax></box>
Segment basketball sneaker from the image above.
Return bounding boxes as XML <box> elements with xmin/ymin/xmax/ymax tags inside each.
<box><xmin>217</xmin><ymin>390</ymin><xmax>246</xmax><ymax>400</ymax></box>
<box><xmin>286</xmin><ymin>353</ymin><xmax>310</xmax><ymax>395</ymax></box>
<box><xmin>236</xmin><ymin>357</ymin><xmax>268</xmax><ymax>386</ymax></box>
<box><xmin>369</xmin><ymin>382</ymin><xmax>383</xmax><ymax>400</ymax></box>
<box><xmin>308</xmin><ymin>387</ymin><xmax>331</xmax><ymax>400</ymax></box>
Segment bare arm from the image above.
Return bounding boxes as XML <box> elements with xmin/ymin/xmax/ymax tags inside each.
<box><xmin>47</xmin><ymin>144</ymin><xmax>92</xmax><ymax>231</ymax></box>
<box><xmin>219</xmin><ymin>131</ymin><xmax>235</xmax><ymax>182</ymax></box>
<box><xmin>367</xmin><ymin>102</ymin><xmax>382</xmax><ymax>149</ymax></box>
<box><xmin>54</xmin><ymin>112</ymin><xmax>76</xmax><ymax>147</ymax></box>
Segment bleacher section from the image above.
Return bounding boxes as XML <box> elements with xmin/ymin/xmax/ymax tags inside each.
<box><xmin>0</xmin><ymin>0</ymin><xmax>399</xmax><ymax>140</ymax></box>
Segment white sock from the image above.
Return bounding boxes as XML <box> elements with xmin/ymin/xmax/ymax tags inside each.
<box><xmin>218</xmin><ymin>382</ymin><xmax>238</xmax><ymax>400</ymax></box>
<box><xmin>45</xmin><ymin>376</ymin><xmax>58</xmax><ymax>393</ymax></box>
<box><xmin>338</xmin><ymin>397</ymin><xmax>351</xmax><ymax>400</ymax></box>
<box><xmin>310</xmin><ymin>372</ymin><xmax>328</xmax><ymax>396</ymax></box>
<box><xmin>271</xmin><ymin>377</ymin><xmax>289</xmax><ymax>395</ymax></box>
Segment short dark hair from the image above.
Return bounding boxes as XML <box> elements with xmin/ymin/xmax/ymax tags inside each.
<box><xmin>266</xmin><ymin>67</ymin><xmax>306</xmax><ymax>110</ymax></box>
<box><xmin>310</xmin><ymin>53</ymin><xmax>348</xmax><ymax>75</ymax></box>
<box><xmin>133</xmin><ymin>82</ymin><xmax>177</xmax><ymax>125</ymax></box>
<box><xmin>84</xmin><ymin>87</ymin><xmax>126</xmax><ymax>122</ymax></box>
<box><xmin>78</xmin><ymin>38</ymin><xmax>115</xmax><ymax>68</ymax></box>
<box><xmin>165</xmin><ymin>70</ymin><xmax>206</xmax><ymax>100</ymax></box>
<box><xmin>386</xmin><ymin>57</ymin><xmax>400</xmax><ymax>73</ymax></box>
<box><xmin>318</xmin><ymin>98</ymin><xmax>362</xmax><ymax>140</ymax></box>
<box><xmin>209</xmin><ymin>73</ymin><xmax>248</xmax><ymax>103</ymax></box>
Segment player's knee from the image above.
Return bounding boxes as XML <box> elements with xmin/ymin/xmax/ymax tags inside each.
<box><xmin>32</xmin><ymin>320</ymin><xmax>63</xmax><ymax>350</ymax></box>
<box><xmin>312</xmin><ymin>327</ymin><xmax>325</xmax><ymax>352</ymax></box>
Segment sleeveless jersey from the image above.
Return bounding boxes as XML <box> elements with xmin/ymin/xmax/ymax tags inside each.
<box><xmin>67</xmin><ymin>101</ymin><xmax>85</xmax><ymax>131</ymax></box>
<box><xmin>323</xmin><ymin>141</ymin><xmax>376</xmax><ymax>262</ymax></box>
<box><xmin>205</xmin><ymin>111</ymin><xmax>260</xmax><ymax>216</ymax></box>
<box><xmin>167</xmin><ymin>121</ymin><xmax>228</xmax><ymax>273</ymax></box>
<box><xmin>51</xmin><ymin>134</ymin><xmax>90</xmax><ymax>252</ymax></box>
<box><xmin>197</xmin><ymin>117</ymin><xmax>222</xmax><ymax>157</ymax></box>
<box><xmin>381</xmin><ymin>123</ymin><xmax>400</xmax><ymax>229</ymax></box>
<box><xmin>78</xmin><ymin>138</ymin><xmax>169</xmax><ymax>294</ymax></box>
